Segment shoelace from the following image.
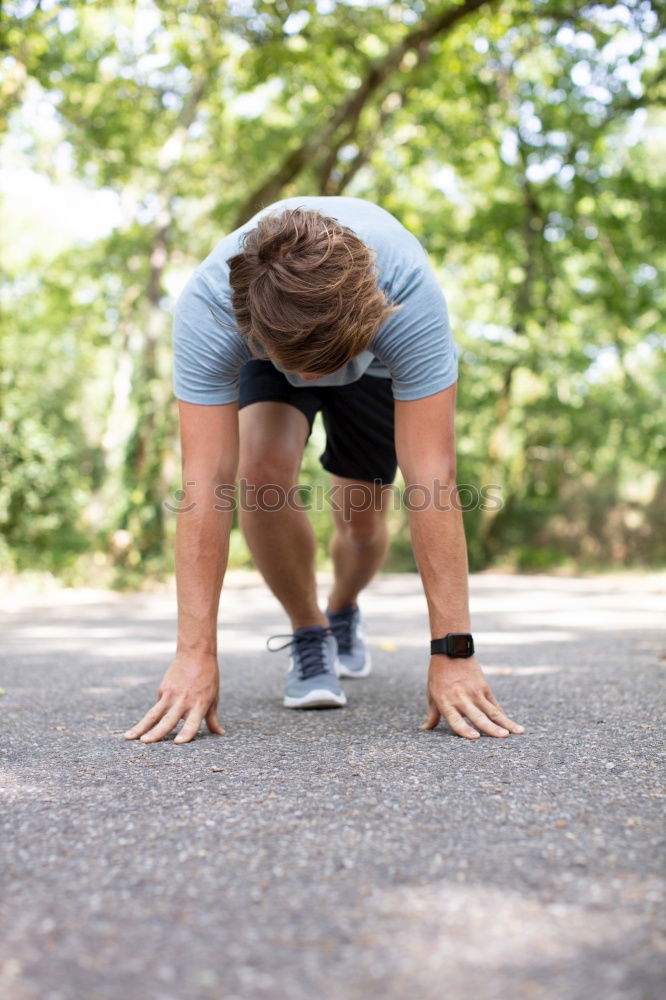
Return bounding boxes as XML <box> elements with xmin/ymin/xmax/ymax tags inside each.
<box><xmin>327</xmin><ymin>609</ymin><xmax>355</xmax><ymax>655</ymax></box>
<box><xmin>266</xmin><ymin>627</ymin><xmax>333</xmax><ymax>680</ymax></box>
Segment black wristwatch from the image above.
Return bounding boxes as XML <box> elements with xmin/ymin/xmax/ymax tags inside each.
<box><xmin>430</xmin><ymin>633</ymin><xmax>475</xmax><ymax>658</ymax></box>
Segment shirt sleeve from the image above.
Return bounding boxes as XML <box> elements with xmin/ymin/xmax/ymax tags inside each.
<box><xmin>370</xmin><ymin>263</ymin><xmax>459</xmax><ymax>401</ymax></box>
<box><xmin>172</xmin><ymin>272</ymin><xmax>251</xmax><ymax>405</ymax></box>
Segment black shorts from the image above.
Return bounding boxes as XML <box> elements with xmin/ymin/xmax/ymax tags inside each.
<box><xmin>238</xmin><ymin>360</ymin><xmax>397</xmax><ymax>484</ymax></box>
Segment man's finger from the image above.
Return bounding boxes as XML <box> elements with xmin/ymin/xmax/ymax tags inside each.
<box><xmin>140</xmin><ymin>705</ymin><xmax>184</xmax><ymax>743</ymax></box>
<box><xmin>421</xmin><ymin>697</ymin><xmax>441</xmax><ymax>731</ymax></box>
<box><xmin>441</xmin><ymin>704</ymin><xmax>480</xmax><ymax>740</ymax></box>
<box><xmin>124</xmin><ymin>696</ymin><xmax>169</xmax><ymax>740</ymax></box>
<box><xmin>205</xmin><ymin>705</ymin><xmax>225</xmax><ymax>736</ymax></box>
<box><xmin>174</xmin><ymin>709</ymin><xmax>204</xmax><ymax>745</ymax></box>
<box><xmin>480</xmin><ymin>695</ymin><xmax>525</xmax><ymax>734</ymax></box>
<box><xmin>460</xmin><ymin>699</ymin><xmax>509</xmax><ymax>738</ymax></box>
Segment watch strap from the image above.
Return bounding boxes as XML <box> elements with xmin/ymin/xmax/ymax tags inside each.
<box><xmin>431</xmin><ymin>633</ymin><xmax>475</xmax><ymax>658</ymax></box>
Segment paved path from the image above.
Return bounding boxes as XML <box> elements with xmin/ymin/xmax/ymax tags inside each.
<box><xmin>1</xmin><ymin>571</ymin><xmax>664</xmax><ymax>1000</ymax></box>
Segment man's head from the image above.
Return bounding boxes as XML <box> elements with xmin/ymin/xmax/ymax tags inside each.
<box><xmin>227</xmin><ymin>207</ymin><xmax>399</xmax><ymax>376</ymax></box>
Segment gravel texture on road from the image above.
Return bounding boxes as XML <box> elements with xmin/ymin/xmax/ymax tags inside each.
<box><xmin>1</xmin><ymin>571</ymin><xmax>664</xmax><ymax>1000</ymax></box>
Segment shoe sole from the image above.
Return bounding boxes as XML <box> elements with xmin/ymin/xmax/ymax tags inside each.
<box><xmin>337</xmin><ymin>650</ymin><xmax>372</xmax><ymax>679</ymax></box>
<box><xmin>283</xmin><ymin>689</ymin><xmax>347</xmax><ymax>709</ymax></box>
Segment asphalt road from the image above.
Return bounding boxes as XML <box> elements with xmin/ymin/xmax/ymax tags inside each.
<box><xmin>1</xmin><ymin>571</ymin><xmax>664</xmax><ymax>1000</ymax></box>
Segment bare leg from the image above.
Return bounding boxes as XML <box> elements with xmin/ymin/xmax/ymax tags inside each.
<box><xmin>238</xmin><ymin>402</ymin><xmax>327</xmax><ymax>632</ymax></box>
<box><xmin>326</xmin><ymin>475</ymin><xmax>390</xmax><ymax>614</ymax></box>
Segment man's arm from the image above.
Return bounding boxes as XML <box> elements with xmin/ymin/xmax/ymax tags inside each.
<box><xmin>394</xmin><ymin>383</ymin><xmax>524</xmax><ymax>740</ymax></box>
<box><xmin>124</xmin><ymin>399</ymin><xmax>239</xmax><ymax>745</ymax></box>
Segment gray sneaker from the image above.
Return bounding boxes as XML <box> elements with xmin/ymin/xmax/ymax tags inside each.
<box><xmin>267</xmin><ymin>625</ymin><xmax>347</xmax><ymax>709</ymax></box>
<box><xmin>326</xmin><ymin>605</ymin><xmax>372</xmax><ymax>678</ymax></box>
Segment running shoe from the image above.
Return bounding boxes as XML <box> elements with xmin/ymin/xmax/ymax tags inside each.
<box><xmin>326</xmin><ymin>605</ymin><xmax>372</xmax><ymax>678</ymax></box>
<box><xmin>267</xmin><ymin>625</ymin><xmax>347</xmax><ymax>709</ymax></box>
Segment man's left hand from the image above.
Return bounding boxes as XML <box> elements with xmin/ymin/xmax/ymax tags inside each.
<box><xmin>422</xmin><ymin>655</ymin><xmax>525</xmax><ymax>739</ymax></box>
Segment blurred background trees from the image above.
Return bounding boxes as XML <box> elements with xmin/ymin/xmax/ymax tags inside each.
<box><xmin>1</xmin><ymin>0</ymin><xmax>664</xmax><ymax>585</ymax></box>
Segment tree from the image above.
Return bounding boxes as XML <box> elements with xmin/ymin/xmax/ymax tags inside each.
<box><xmin>1</xmin><ymin>0</ymin><xmax>663</xmax><ymax>579</ymax></box>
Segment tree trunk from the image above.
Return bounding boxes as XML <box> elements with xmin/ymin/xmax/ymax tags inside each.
<box><xmin>116</xmin><ymin>78</ymin><xmax>209</xmax><ymax>569</ymax></box>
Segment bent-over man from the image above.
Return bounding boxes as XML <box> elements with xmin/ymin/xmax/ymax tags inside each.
<box><xmin>124</xmin><ymin>196</ymin><xmax>524</xmax><ymax>743</ymax></box>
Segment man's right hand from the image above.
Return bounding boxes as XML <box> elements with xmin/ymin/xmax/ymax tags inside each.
<box><xmin>123</xmin><ymin>653</ymin><xmax>224</xmax><ymax>745</ymax></box>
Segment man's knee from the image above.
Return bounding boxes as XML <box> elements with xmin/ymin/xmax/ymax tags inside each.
<box><xmin>334</xmin><ymin>509</ymin><xmax>387</xmax><ymax>551</ymax></box>
<box><xmin>238</xmin><ymin>448</ymin><xmax>300</xmax><ymax>489</ymax></box>
<box><xmin>238</xmin><ymin>402</ymin><xmax>308</xmax><ymax>491</ymax></box>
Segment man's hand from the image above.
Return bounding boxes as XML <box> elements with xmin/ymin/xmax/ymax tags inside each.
<box><xmin>422</xmin><ymin>655</ymin><xmax>524</xmax><ymax>739</ymax></box>
<box><xmin>124</xmin><ymin>653</ymin><xmax>224</xmax><ymax>745</ymax></box>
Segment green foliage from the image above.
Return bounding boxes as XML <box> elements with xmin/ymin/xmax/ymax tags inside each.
<box><xmin>0</xmin><ymin>257</ymin><xmax>106</xmax><ymax>573</ymax></box>
<box><xmin>1</xmin><ymin>0</ymin><xmax>664</xmax><ymax>582</ymax></box>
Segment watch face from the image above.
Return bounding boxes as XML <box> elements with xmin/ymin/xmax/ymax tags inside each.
<box><xmin>448</xmin><ymin>633</ymin><xmax>474</xmax><ymax>656</ymax></box>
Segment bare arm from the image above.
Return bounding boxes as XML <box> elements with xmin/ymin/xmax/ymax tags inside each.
<box><xmin>395</xmin><ymin>383</ymin><xmax>524</xmax><ymax>740</ymax></box>
<box><xmin>124</xmin><ymin>400</ymin><xmax>239</xmax><ymax>744</ymax></box>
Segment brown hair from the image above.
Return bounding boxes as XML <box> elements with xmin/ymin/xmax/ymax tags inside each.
<box><xmin>227</xmin><ymin>207</ymin><xmax>400</xmax><ymax>375</ymax></box>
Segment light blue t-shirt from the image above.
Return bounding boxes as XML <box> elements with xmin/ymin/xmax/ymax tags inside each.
<box><xmin>172</xmin><ymin>196</ymin><xmax>458</xmax><ymax>404</ymax></box>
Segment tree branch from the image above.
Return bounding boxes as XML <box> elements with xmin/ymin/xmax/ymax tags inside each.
<box><xmin>232</xmin><ymin>0</ymin><xmax>497</xmax><ymax>227</ymax></box>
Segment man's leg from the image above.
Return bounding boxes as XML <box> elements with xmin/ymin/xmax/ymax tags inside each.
<box><xmin>238</xmin><ymin>401</ymin><xmax>327</xmax><ymax>632</ymax></box>
<box><xmin>326</xmin><ymin>475</ymin><xmax>390</xmax><ymax>614</ymax></box>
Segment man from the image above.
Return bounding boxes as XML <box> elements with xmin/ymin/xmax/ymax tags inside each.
<box><xmin>124</xmin><ymin>196</ymin><xmax>524</xmax><ymax>744</ymax></box>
